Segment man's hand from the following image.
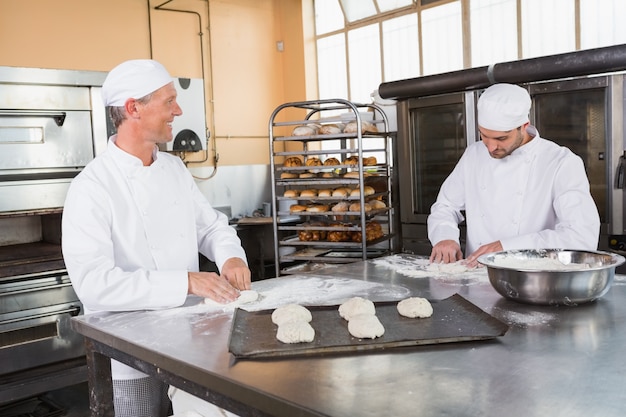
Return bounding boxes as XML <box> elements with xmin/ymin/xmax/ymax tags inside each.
<box><xmin>430</xmin><ymin>240</ymin><xmax>463</xmax><ymax>264</ymax></box>
<box><xmin>465</xmin><ymin>241</ymin><xmax>503</xmax><ymax>267</ymax></box>
<box><xmin>187</xmin><ymin>271</ymin><xmax>240</xmax><ymax>304</ymax></box>
<box><xmin>221</xmin><ymin>257</ymin><xmax>251</xmax><ymax>291</ymax></box>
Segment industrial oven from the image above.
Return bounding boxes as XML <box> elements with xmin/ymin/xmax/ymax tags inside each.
<box><xmin>0</xmin><ymin>66</ymin><xmax>108</xmax><ymax>404</ymax></box>
<box><xmin>394</xmin><ymin>72</ymin><xmax>626</xmax><ymax>258</ymax></box>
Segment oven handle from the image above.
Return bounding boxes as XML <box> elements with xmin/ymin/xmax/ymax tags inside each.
<box><xmin>0</xmin><ymin>110</ymin><xmax>66</xmax><ymax>126</ymax></box>
<box><xmin>0</xmin><ymin>305</ymin><xmax>81</xmax><ymax>326</ymax></box>
<box><xmin>0</xmin><ymin>281</ymin><xmax>74</xmax><ymax>296</ymax></box>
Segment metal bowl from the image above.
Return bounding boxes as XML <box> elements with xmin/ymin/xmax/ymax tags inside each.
<box><xmin>477</xmin><ymin>249</ymin><xmax>625</xmax><ymax>305</ymax></box>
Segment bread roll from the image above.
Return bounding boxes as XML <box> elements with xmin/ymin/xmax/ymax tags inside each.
<box><xmin>300</xmin><ymin>189</ymin><xmax>318</xmax><ymax>198</ymax></box>
<box><xmin>318</xmin><ymin>189</ymin><xmax>332</xmax><ymax>197</ymax></box>
<box><xmin>305</xmin><ymin>157</ymin><xmax>323</xmax><ymax>167</ymax></box>
<box><xmin>318</xmin><ymin>124</ymin><xmax>343</xmax><ymax>135</ymax></box>
<box><xmin>369</xmin><ymin>199</ymin><xmax>386</xmax><ymax>209</ymax></box>
<box><xmin>283</xmin><ymin>189</ymin><xmax>299</xmax><ymax>198</ymax></box>
<box><xmin>343</xmin><ymin>171</ymin><xmax>371</xmax><ymax>179</ymax></box>
<box><xmin>349</xmin><ymin>186</ymin><xmax>375</xmax><ymax>197</ymax></box>
<box><xmin>363</xmin><ymin>156</ymin><xmax>378</xmax><ymax>166</ymax></box>
<box><xmin>298</xmin><ymin>229</ymin><xmax>327</xmax><ymax>241</ymax></box>
<box><xmin>290</xmin><ymin>204</ymin><xmax>307</xmax><ymax>212</ymax></box>
<box><xmin>332</xmin><ymin>188</ymin><xmax>349</xmax><ymax>197</ymax></box>
<box><xmin>323</xmin><ymin>157</ymin><xmax>340</xmax><ymax>166</ymax></box>
<box><xmin>292</xmin><ymin>125</ymin><xmax>318</xmax><ymax>136</ymax></box>
<box><xmin>321</xmin><ymin>172</ymin><xmax>336</xmax><ymax>178</ymax></box>
<box><xmin>343</xmin><ymin>156</ymin><xmax>359</xmax><ymax>166</ymax></box>
<box><xmin>331</xmin><ymin>201</ymin><xmax>350</xmax><ymax>213</ymax></box>
<box><xmin>280</xmin><ymin>172</ymin><xmax>299</xmax><ymax>179</ymax></box>
<box><xmin>344</xmin><ymin>120</ymin><xmax>378</xmax><ymax>134</ymax></box>
<box><xmin>351</xmin><ymin>221</ymin><xmax>383</xmax><ymax>242</ymax></box>
<box><xmin>306</xmin><ymin>204</ymin><xmax>329</xmax><ymax>213</ymax></box>
<box><xmin>328</xmin><ymin>229</ymin><xmax>350</xmax><ymax>242</ymax></box>
<box><xmin>349</xmin><ymin>202</ymin><xmax>372</xmax><ymax>213</ymax></box>
<box><xmin>284</xmin><ymin>156</ymin><xmax>303</xmax><ymax>167</ymax></box>
<box><xmin>299</xmin><ymin>172</ymin><xmax>317</xmax><ymax>179</ymax></box>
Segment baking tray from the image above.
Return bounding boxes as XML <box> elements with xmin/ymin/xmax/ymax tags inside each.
<box><xmin>228</xmin><ymin>294</ymin><xmax>509</xmax><ymax>359</ymax></box>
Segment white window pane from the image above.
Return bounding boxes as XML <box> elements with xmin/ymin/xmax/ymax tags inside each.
<box><xmin>580</xmin><ymin>0</ymin><xmax>626</xmax><ymax>49</ymax></box>
<box><xmin>470</xmin><ymin>0</ymin><xmax>518</xmax><ymax>67</ymax></box>
<box><xmin>521</xmin><ymin>0</ymin><xmax>575</xmax><ymax>58</ymax></box>
<box><xmin>421</xmin><ymin>2</ymin><xmax>463</xmax><ymax>75</ymax></box>
<box><xmin>340</xmin><ymin>0</ymin><xmax>377</xmax><ymax>22</ymax></box>
<box><xmin>348</xmin><ymin>25</ymin><xmax>382</xmax><ymax>103</ymax></box>
<box><xmin>317</xmin><ymin>34</ymin><xmax>348</xmax><ymax>99</ymax></box>
<box><xmin>382</xmin><ymin>13</ymin><xmax>420</xmax><ymax>81</ymax></box>
<box><xmin>314</xmin><ymin>0</ymin><xmax>344</xmax><ymax>35</ymax></box>
<box><xmin>377</xmin><ymin>0</ymin><xmax>413</xmax><ymax>13</ymax></box>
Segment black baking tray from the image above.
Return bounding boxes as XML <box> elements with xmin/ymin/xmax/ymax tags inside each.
<box><xmin>228</xmin><ymin>294</ymin><xmax>509</xmax><ymax>358</ymax></box>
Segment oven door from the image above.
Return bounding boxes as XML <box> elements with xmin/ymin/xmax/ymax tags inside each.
<box><xmin>530</xmin><ymin>75</ymin><xmax>625</xmax><ymax>252</ymax></box>
<box><xmin>397</xmin><ymin>91</ymin><xmax>477</xmax><ymax>254</ymax></box>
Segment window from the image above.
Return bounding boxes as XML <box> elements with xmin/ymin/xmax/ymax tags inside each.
<box><xmin>470</xmin><ymin>0</ymin><xmax>517</xmax><ymax>66</ymax></box>
<box><xmin>317</xmin><ymin>34</ymin><xmax>348</xmax><ymax>100</ymax></box>
<box><xmin>348</xmin><ymin>24</ymin><xmax>382</xmax><ymax>103</ymax></box>
<box><xmin>580</xmin><ymin>0</ymin><xmax>626</xmax><ymax>49</ymax></box>
<box><xmin>382</xmin><ymin>14</ymin><xmax>420</xmax><ymax>82</ymax></box>
<box><xmin>314</xmin><ymin>0</ymin><xmax>626</xmax><ymax>104</ymax></box>
<box><xmin>421</xmin><ymin>1</ymin><xmax>463</xmax><ymax>75</ymax></box>
<box><xmin>314</xmin><ymin>0</ymin><xmax>344</xmax><ymax>35</ymax></box>
<box><xmin>521</xmin><ymin>0</ymin><xmax>575</xmax><ymax>58</ymax></box>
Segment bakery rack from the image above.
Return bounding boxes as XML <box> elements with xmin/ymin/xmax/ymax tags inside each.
<box><xmin>268</xmin><ymin>98</ymin><xmax>396</xmax><ymax>276</ymax></box>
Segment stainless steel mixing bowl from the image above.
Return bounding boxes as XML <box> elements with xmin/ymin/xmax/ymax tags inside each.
<box><xmin>477</xmin><ymin>249</ymin><xmax>625</xmax><ymax>305</ymax></box>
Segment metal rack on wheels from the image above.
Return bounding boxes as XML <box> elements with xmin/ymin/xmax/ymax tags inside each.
<box><xmin>268</xmin><ymin>98</ymin><xmax>396</xmax><ymax>276</ymax></box>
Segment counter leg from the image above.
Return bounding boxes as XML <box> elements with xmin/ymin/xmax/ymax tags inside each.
<box><xmin>85</xmin><ymin>338</ymin><xmax>115</xmax><ymax>417</ymax></box>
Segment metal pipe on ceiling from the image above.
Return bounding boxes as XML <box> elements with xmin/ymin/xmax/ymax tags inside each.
<box><xmin>378</xmin><ymin>44</ymin><xmax>626</xmax><ymax>100</ymax></box>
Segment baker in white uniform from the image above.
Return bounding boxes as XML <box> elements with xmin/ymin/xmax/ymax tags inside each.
<box><xmin>62</xmin><ymin>59</ymin><xmax>250</xmax><ymax>417</ymax></box>
<box><xmin>428</xmin><ymin>83</ymin><xmax>600</xmax><ymax>266</ymax></box>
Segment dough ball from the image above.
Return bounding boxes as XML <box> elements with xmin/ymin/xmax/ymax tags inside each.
<box><xmin>397</xmin><ymin>297</ymin><xmax>433</xmax><ymax>318</ymax></box>
<box><xmin>271</xmin><ymin>304</ymin><xmax>313</xmax><ymax>326</ymax></box>
<box><xmin>338</xmin><ymin>297</ymin><xmax>376</xmax><ymax>321</ymax></box>
<box><xmin>347</xmin><ymin>314</ymin><xmax>385</xmax><ymax>339</ymax></box>
<box><xmin>237</xmin><ymin>290</ymin><xmax>260</xmax><ymax>304</ymax></box>
<box><xmin>276</xmin><ymin>321</ymin><xmax>315</xmax><ymax>344</ymax></box>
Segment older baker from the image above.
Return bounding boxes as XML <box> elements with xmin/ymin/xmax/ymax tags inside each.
<box><xmin>428</xmin><ymin>83</ymin><xmax>600</xmax><ymax>266</ymax></box>
<box><xmin>62</xmin><ymin>59</ymin><xmax>250</xmax><ymax>416</ymax></box>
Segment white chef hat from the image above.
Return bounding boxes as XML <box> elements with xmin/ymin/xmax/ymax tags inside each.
<box><xmin>101</xmin><ymin>59</ymin><xmax>173</xmax><ymax>107</ymax></box>
<box><xmin>477</xmin><ymin>83</ymin><xmax>531</xmax><ymax>131</ymax></box>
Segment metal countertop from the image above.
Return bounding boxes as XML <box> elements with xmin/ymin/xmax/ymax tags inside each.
<box><xmin>72</xmin><ymin>255</ymin><xmax>626</xmax><ymax>417</ymax></box>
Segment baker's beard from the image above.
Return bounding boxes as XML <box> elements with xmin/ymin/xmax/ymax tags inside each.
<box><xmin>489</xmin><ymin>129</ymin><xmax>523</xmax><ymax>159</ymax></box>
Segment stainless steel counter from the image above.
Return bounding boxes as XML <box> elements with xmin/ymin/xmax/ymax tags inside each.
<box><xmin>71</xmin><ymin>255</ymin><xmax>626</xmax><ymax>417</ymax></box>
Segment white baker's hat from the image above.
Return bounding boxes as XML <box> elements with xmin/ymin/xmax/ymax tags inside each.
<box><xmin>101</xmin><ymin>59</ymin><xmax>173</xmax><ymax>107</ymax></box>
<box><xmin>477</xmin><ymin>83</ymin><xmax>531</xmax><ymax>131</ymax></box>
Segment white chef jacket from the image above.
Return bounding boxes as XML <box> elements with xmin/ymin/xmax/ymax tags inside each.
<box><xmin>427</xmin><ymin>127</ymin><xmax>600</xmax><ymax>256</ymax></box>
<box><xmin>62</xmin><ymin>136</ymin><xmax>247</xmax><ymax>379</ymax></box>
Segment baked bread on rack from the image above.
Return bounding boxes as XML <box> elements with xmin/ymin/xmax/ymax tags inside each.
<box><xmin>283</xmin><ymin>156</ymin><xmax>303</xmax><ymax>167</ymax></box>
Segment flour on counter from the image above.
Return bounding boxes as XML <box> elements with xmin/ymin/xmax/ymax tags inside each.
<box><xmin>241</xmin><ymin>276</ymin><xmax>412</xmax><ymax>312</ymax></box>
<box><xmin>372</xmin><ymin>255</ymin><xmax>489</xmax><ymax>284</ymax></box>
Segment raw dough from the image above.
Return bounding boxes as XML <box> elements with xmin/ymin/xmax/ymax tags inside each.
<box><xmin>237</xmin><ymin>290</ymin><xmax>260</xmax><ymax>304</ymax></box>
<box><xmin>276</xmin><ymin>321</ymin><xmax>315</xmax><ymax>344</ymax></box>
<box><xmin>347</xmin><ymin>314</ymin><xmax>385</xmax><ymax>339</ymax></box>
<box><xmin>204</xmin><ymin>290</ymin><xmax>260</xmax><ymax>307</ymax></box>
<box><xmin>338</xmin><ymin>297</ymin><xmax>376</xmax><ymax>321</ymax></box>
<box><xmin>397</xmin><ymin>297</ymin><xmax>433</xmax><ymax>318</ymax></box>
<box><xmin>271</xmin><ymin>304</ymin><xmax>312</xmax><ymax>326</ymax></box>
